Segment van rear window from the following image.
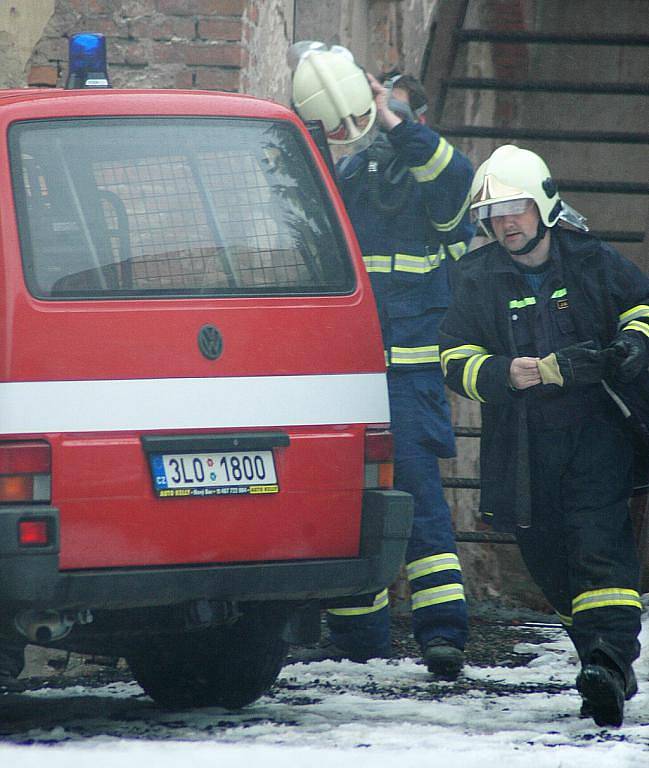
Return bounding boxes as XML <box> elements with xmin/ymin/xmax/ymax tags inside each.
<box><xmin>10</xmin><ymin>118</ymin><xmax>355</xmax><ymax>299</ymax></box>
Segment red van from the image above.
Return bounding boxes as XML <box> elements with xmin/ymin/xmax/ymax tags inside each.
<box><xmin>0</xmin><ymin>84</ymin><xmax>412</xmax><ymax>707</ymax></box>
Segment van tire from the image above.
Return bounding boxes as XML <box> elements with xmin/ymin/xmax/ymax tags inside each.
<box><xmin>125</xmin><ymin>605</ymin><xmax>288</xmax><ymax>709</ymax></box>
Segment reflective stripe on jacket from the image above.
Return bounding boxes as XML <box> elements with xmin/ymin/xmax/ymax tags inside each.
<box><xmin>338</xmin><ymin>120</ymin><xmax>474</xmax><ymax>370</ymax></box>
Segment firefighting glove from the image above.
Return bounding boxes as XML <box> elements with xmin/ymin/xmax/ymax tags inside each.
<box><xmin>605</xmin><ymin>331</ymin><xmax>649</xmax><ymax>383</ymax></box>
<box><xmin>537</xmin><ymin>340</ymin><xmax>606</xmax><ymax>388</ymax></box>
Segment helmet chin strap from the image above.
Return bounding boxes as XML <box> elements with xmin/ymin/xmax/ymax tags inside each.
<box><xmin>507</xmin><ymin>219</ymin><xmax>548</xmax><ymax>256</ymax></box>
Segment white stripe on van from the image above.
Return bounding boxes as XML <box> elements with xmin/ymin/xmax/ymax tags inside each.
<box><xmin>0</xmin><ymin>373</ymin><xmax>389</xmax><ymax>435</ymax></box>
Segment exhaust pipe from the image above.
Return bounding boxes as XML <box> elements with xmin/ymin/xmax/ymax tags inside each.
<box><xmin>15</xmin><ymin>609</ymin><xmax>93</xmax><ymax>643</ymax></box>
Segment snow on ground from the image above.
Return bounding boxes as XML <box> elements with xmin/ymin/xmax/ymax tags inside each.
<box><xmin>1</xmin><ymin>613</ymin><xmax>648</xmax><ymax>767</ymax></box>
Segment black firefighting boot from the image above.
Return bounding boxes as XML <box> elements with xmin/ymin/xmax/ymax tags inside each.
<box><xmin>579</xmin><ymin>664</ymin><xmax>637</xmax><ymax>722</ymax></box>
<box><xmin>423</xmin><ymin>638</ymin><xmax>464</xmax><ymax>681</ymax></box>
<box><xmin>576</xmin><ymin>653</ymin><xmax>633</xmax><ymax>727</ymax></box>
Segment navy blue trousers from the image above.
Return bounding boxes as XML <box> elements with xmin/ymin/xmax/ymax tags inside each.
<box><xmin>328</xmin><ymin>368</ymin><xmax>468</xmax><ymax>656</ymax></box>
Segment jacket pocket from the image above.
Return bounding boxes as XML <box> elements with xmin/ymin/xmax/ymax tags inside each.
<box><xmin>412</xmin><ymin>374</ymin><xmax>456</xmax><ymax>458</ymax></box>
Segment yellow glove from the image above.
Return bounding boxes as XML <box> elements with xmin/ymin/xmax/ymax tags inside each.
<box><xmin>537</xmin><ymin>353</ymin><xmax>563</xmax><ymax>386</ymax></box>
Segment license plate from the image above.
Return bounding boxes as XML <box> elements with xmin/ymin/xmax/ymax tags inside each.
<box><xmin>149</xmin><ymin>450</ymin><xmax>278</xmax><ymax>498</ymax></box>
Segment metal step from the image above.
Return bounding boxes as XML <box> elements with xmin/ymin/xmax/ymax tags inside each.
<box><xmin>454</xmin><ymin>426</ymin><xmax>481</xmax><ymax>438</ymax></box>
<box><xmin>456</xmin><ymin>30</ymin><xmax>649</xmax><ymax>46</ymax></box>
<box><xmin>438</xmin><ymin>126</ymin><xmax>649</xmax><ymax>144</ymax></box>
<box><xmin>444</xmin><ymin>77</ymin><xmax>649</xmax><ymax>96</ymax></box>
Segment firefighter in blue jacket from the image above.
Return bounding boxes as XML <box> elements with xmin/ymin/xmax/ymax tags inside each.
<box><xmin>291</xmin><ymin>45</ymin><xmax>474</xmax><ymax>678</ymax></box>
<box><xmin>440</xmin><ymin>144</ymin><xmax>647</xmax><ymax>726</ymax></box>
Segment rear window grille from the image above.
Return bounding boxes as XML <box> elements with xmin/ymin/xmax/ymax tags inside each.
<box><xmin>10</xmin><ymin>117</ymin><xmax>354</xmax><ymax>299</ymax></box>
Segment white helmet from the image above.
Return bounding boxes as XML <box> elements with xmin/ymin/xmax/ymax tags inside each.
<box><xmin>470</xmin><ymin>145</ymin><xmax>588</xmax><ymax>235</ymax></box>
<box><xmin>470</xmin><ymin>145</ymin><xmax>561</xmax><ymax>227</ymax></box>
<box><xmin>290</xmin><ymin>43</ymin><xmax>377</xmax><ymax>151</ymax></box>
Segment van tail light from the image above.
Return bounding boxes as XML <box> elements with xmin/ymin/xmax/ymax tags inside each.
<box><xmin>0</xmin><ymin>441</ymin><xmax>51</xmax><ymax>503</ymax></box>
<box><xmin>364</xmin><ymin>428</ymin><xmax>394</xmax><ymax>489</ymax></box>
<box><xmin>18</xmin><ymin>519</ymin><xmax>51</xmax><ymax>547</ymax></box>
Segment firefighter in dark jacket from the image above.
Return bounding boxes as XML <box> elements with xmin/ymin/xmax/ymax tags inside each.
<box><xmin>440</xmin><ymin>144</ymin><xmax>647</xmax><ymax>727</ymax></box>
<box><xmin>290</xmin><ymin>45</ymin><xmax>474</xmax><ymax>677</ymax></box>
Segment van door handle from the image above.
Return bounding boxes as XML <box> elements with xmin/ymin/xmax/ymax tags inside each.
<box><xmin>141</xmin><ymin>432</ymin><xmax>290</xmax><ymax>453</ymax></box>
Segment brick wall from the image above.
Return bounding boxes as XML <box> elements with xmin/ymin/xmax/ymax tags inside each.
<box><xmin>24</xmin><ymin>0</ymin><xmax>291</xmax><ymax>101</ymax></box>
<box><xmin>293</xmin><ymin>0</ymin><xmax>437</xmax><ymax>81</ymax></box>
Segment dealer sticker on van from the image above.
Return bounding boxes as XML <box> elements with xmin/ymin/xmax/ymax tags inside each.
<box><xmin>149</xmin><ymin>451</ymin><xmax>278</xmax><ymax>498</ymax></box>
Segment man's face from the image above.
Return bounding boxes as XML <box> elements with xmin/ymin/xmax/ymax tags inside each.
<box><xmin>491</xmin><ymin>199</ymin><xmax>540</xmax><ymax>253</ymax></box>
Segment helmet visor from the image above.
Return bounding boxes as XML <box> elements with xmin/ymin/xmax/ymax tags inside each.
<box><xmin>326</xmin><ymin>107</ymin><xmax>375</xmax><ymax>143</ymax></box>
<box><xmin>470</xmin><ymin>172</ymin><xmax>533</xmax><ymax>222</ymax></box>
<box><xmin>471</xmin><ymin>198</ymin><xmax>533</xmax><ymax>223</ymax></box>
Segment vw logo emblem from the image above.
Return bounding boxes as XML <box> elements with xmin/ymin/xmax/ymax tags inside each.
<box><xmin>198</xmin><ymin>324</ymin><xmax>223</xmax><ymax>360</ymax></box>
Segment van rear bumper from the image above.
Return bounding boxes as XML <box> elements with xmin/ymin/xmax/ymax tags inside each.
<box><xmin>0</xmin><ymin>490</ymin><xmax>413</xmax><ymax>611</ymax></box>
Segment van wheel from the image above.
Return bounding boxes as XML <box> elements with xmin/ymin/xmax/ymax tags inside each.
<box><xmin>125</xmin><ymin>605</ymin><xmax>288</xmax><ymax>709</ymax></box>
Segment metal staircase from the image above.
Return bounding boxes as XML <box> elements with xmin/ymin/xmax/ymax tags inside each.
<box><xmin>423</xmin><ymin>0</ymin><xmax>649</xmax><ymax>261</ymax></box>
<box><xmin>422</xmin><ymin>0</ymin><xmax>649</xmax><ymax>542</ymax></box>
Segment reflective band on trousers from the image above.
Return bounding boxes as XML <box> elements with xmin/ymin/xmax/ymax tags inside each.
<box><xmin>410</xmin><ymin>138</ymin><xmax>453</xmax><ymax>183</ymax></box>
<box><xmin>572</xmin><ymin>588</ymin><xmax>642</xmax><ymax>614</ymax></box>
<box><xmin>326</xmin><ymin>588</ymin><xmax>389</xmax><ymax>617</ymax></box>
<box><xmin>411</xmin><ymin>583</ymin><xmax>465</xmax><ymax>611</ymax></box>
<box><xmin>406</xmin><ymin>552</ymin><xmax>462</xmax><ymax>581</ymax></box>
<box><xmin>389</xmin><ymin>345</ymin><xmax>440</xmax><ymax>366</ymax></box>
<box><xmin>555</xmin><ymin>611</ymin><xmax>573</xmax><ymax>627</ymax></box>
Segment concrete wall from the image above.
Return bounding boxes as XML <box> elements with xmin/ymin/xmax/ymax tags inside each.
<box><xmin>294</xmin><ymin>0</ymin><xmax>370</xmax><ymax>69</ymax></box>
<box><xmin>241</xmin><ymin>0</ymin><xmax>294</xmax><ymax>101</ymax></box>
<box><xmin>0</xmin><ymin>1</ymin><xmax>54</xmax><ymax>87</ymax></box>
<box><xmin>294</xmin><ymin>0</ymin><xmax>439</xmax><ymax>80</ymax></box>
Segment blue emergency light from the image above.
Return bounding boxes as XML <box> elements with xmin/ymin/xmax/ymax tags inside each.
<box><xmin>65</xmin><ymin>33</ymin><xmax>110</xmax><ymax>89</ymax></box>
